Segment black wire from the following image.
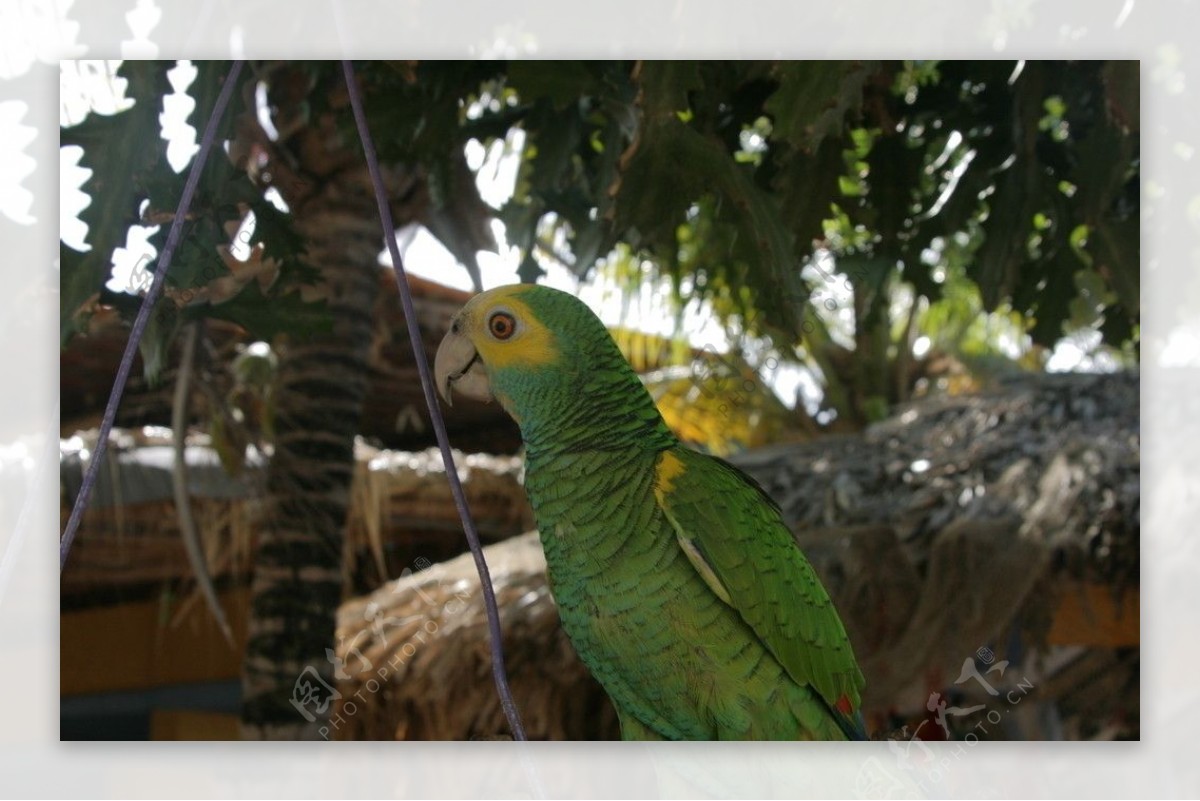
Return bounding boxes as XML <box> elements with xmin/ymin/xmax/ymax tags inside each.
<box><xmin>339</xmin><ymin>60</ymin><xmax>528</xmax><ymax>742</ymax></box>
<box><xmin>59</xmin><ymin>60</ymin><xmax>246</xmax><ymax>571</ymax></box>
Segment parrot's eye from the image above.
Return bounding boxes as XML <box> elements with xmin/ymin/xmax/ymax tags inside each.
<box><xmin>488</xmin><ymin>311</ymin><xmax>517</xmax><ymax>341</ymax></box>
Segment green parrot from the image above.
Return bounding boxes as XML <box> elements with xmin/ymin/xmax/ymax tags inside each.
<box><xmin>434</xmin><ymin>283</ymin><xmax>866</xmax><ymax>740</ymax></box>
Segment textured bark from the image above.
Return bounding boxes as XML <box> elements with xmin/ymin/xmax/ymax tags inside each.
<box><xmin>235</xmin><ymin>63</ymin><xmax>499</xmax><ymax>739</ymax></box>
<box><xmin>239</xmin><ymin>162</ymin><xmax>385</xmax><ymax>739</ymax></box>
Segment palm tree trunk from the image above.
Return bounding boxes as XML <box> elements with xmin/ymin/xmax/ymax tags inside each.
<box><xmin>239</xmin><ymin>165</ymin><xmax>384</xmax><ymax>739</ymax></box>
<box><xmin>234</xmin><ymin>64</ymin><xmax>495</xmax><ymax>738</ymax></box>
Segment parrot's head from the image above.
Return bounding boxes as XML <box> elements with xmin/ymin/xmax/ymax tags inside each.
<box><xmin>434</xmin><ymin>284</ymin><xmax>673</xmax><ymax>452</ymax></box>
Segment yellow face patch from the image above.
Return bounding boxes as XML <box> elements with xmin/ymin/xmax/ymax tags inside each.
<box><xmin>461</xmin><ymin>286</ymin><xmax>561</xmax><ymax>370</ymax></box>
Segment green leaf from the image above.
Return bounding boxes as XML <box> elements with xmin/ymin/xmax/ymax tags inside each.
<box><xmin>569</xmin><ymin>219</ymin><xmax>609</xmax><ymax>276</ymax></box>
<box><xmin>1072</xmin><ymin>122</ymin><xmax>1133</xmax><ymax>223</ymax></box>
<box><xmin>140</xmin><ymin>299</ymin><xmax>180</xmax><ymax>387</ymax></box>
<box><xmin>613</xmin><ymin>117</ymin><xmax>800</xmax><ymax>330</ymax></box>
<box><xmin>636</xmin><ymin>60</ymin><xmax>703</xmax><ymax>122</ymax></box>
<box><xmin>765</xmin><ymin>61</ymin><xmax>876</xmax><ymax>153</ymax></box>
<box><xmin>187</xmin><ymin>60</ymin><xmax>245</xmax><ymax>145</ymax></box>
<box><xmin>491</xmin><ymin>63</ymin><xmax>640</xmax><ymax>279</ymax></box>
<box><xmin>865</xmin><ymin>130</ymin><xmax>923</xmax><ymax>256</ymax></box>
<box><xmin>199</xmin><ymin>281</ymin><xmax>331</xmax><ymax>342</ymax></box>
<box><xmin>969</xmin><ymin>62</ymin><xmax>1051</xmax><ymax>312</ymax></box>
<box><xmin>517</xmin><ymin>252</ymin><xmax>545</xmax><ymax>283</ymax></box>
<box><xmin>507</xmin><ymin>60</ymin><xmax>599</xmax><ymax>109</ymax></box>
<box><xmin>522</xmin><ymin>99</ymin><xmax>586</xmax><ymax>196</ymax></box>
<box><xmin>971</xmin><ymin>167</ymin><xmax>1030</xmax><ymax>309</ymax></box>
<box><xmin>1026</xmin><ymin>248</ymin><xmax>1078</xmax><ymax>347</ymax></box>
<box><xmin>1100</xmin><ymin>301</ymin><xmax>1136</xmax><ymax>346</ymax></box>
<box><xmin>147</xmin><ymin>217</ymin><xmax>226</xmax><ymax>291</ymax></box>
<box><xmin>249</xmin><ymin>197</ymin><xmax>308</xmax><ymax>262</ymax></box>
<box><xmin>773</xmin><ymin>138</ymin><xmax>843</xmax><ymax>249</ymax></box>
<box><xmin>60</xmin><ymin>61</ymin><xmax>174</xmax><ymax>346</ymax></box>
<box><xmin>1091</xmin><ymin>215</ymin><xmax>1139</xmax><ymax>315</ymax></box>
<box><xmin>1069</xmin><ymin>119</ymin><xmax>1137</xmax><ymax>318</ymax></box>
<box><xmin>497</xmin><ymin>198</ymin><xmax>544</xmax><ymax>255</ymax></box>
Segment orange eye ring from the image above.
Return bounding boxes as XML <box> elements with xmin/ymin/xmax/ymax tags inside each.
<box><xmin>488</xmin><ymin>311</ymin><xmax>517</xmax><ymax>340</ymax></box>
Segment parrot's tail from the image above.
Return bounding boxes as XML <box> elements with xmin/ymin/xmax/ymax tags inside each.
<box><xmin>824</xmin><ymin>696</ymin><xmax>869</xmax><ymax>741</ymax></box>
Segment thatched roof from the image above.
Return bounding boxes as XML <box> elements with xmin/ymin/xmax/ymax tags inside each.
<box><xmin>731</xmin><ymin>369</ymin><xmax>1139</xmax><ymax>718</ymax></box>
<box><xmin>334</xmin><ymin>370</ymin><xmax>1139</xmax><ymax>740</ymax></box>
<box><xmin>735</xmin><ymin>370</ymin><xmax>1139</xmax><ymax>589</ymax></box>
<box><xmin>60</xmin><ymin>431</ymin><xmax>534</xmax><ymax>604</ymax></box>
<box><xmin>334</xmin><ymin>532</ymin><xmax>617</xmax><ymax>741</ymax></box>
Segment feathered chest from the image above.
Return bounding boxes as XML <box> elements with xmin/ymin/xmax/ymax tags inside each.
<box><xmin>522</xmin><ymin>449</ymin><xmax>684</xmax><ymax>601</ymax></box>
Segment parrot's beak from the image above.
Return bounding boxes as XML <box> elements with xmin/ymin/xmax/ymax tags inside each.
<box><xmin>434</xmin><ymin>326</ymin><xmax>492</xmax><ymax>406</ymax></box>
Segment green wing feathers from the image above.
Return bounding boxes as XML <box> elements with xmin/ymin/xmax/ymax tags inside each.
<box><xmin>654</xmin><ymin>446</ymin><xmax>866</xmax><ymax>718</ymax></box>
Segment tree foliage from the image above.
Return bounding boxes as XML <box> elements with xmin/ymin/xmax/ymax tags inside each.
<box><xmin>61</xmin><ymin>62</ymin><xmax>327</xmax><ymax>378</ymax></box>
<box><xmin>61</xmin><ymin>60</ymin><xmax>1139</xmax><ymax>429</ymax></box>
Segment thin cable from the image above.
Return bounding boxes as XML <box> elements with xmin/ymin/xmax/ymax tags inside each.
<box><xmin>59</xmin><ymin>60</ymin><xmax>246</xmax><ymax>571</ymax></box>
<box><xmin>340</xmin><ymin>60</ymin><xmax>528</xmax><ymax>742</ymax></box>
